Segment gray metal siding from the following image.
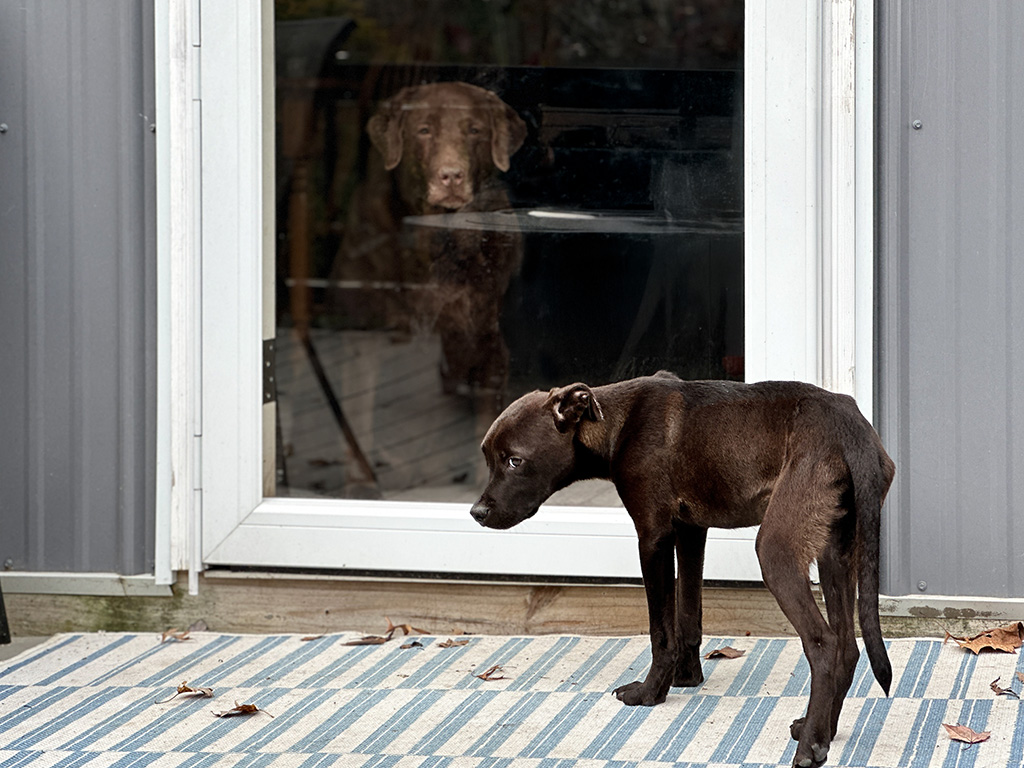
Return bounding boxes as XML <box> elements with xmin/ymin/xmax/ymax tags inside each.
<box><xmin>0</xmin><ymin>2</ymin><xmax>156</xmax><ymax>573</ymax></box>
<box><xmin>877</xmin><ymin>1</ymin><xmax>1024</xmax><ymax>597</ymax></box>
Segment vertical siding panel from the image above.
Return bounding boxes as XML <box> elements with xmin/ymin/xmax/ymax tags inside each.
<box><xmin>0</xmin><ymin>0</ymin><xmax>155</xmax><ymax>574</ymax></box>
<box><xmin>0</xmin><ymin>0</ymin><xmax>29</xmax><ymax>569</ymax></box>
<box><xmin>880</xmin><ymin>0</ymin><xmax>1024</xmax><ymax>597</ymax></box>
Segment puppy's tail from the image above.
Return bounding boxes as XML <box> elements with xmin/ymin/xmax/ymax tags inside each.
<box><xmin>849</xmin><ymin>434</ymin><xmax>895</xmax><ymax>697</ymax></box>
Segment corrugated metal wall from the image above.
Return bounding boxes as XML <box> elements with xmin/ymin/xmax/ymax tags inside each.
<box><xmin>878</xmin><ymin>1</ymin><xmax>1024</xmax><ymax>597</ymax></box>
<box><xmin>0</xmin><ymin>2</ymin><xmax>156</xmax><ymax>573</ymax></box>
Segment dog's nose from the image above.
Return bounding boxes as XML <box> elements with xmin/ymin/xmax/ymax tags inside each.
<box><xmin>470</xmin><ymin>503</ymin><xmax>490</xmax><ymax>525</ymax></box>
<box><xmin>437</xmin><ymin>167</ymin><xmax>465</xmax><ymax>188</ymax></box>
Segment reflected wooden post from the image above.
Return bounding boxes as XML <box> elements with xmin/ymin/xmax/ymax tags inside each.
<box><xmin>280</xmin><ymin>84</ymin><xmax>378</xmax><ymax>487</ymax></box>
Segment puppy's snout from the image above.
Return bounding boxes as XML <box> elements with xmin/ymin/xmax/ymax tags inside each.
<box><xmin>470</xmin><ymin>502</ymin><xmax>491</xmax><ymax>525</ymax></box>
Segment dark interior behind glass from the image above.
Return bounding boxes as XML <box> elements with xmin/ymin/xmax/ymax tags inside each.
<box><xmin>273</xmin><ymin>0</ymin><xmax>743</xmax><ymax>502</ymax></box>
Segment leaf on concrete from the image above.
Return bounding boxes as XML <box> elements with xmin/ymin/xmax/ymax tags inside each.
<box><xmin>942</xmin><ymin>723</ymin><xmax>990</xmax><ymax>744</ymax></box>
<box><xmin>704</xmin><ymin>646</ymin><xmax>745</xmax><ymax>660</ymax></box>
<box><xmin>947</xmin><ymin>622</ymin><xmax>1024</xmax><ymax>654</ymax></box>
<box><xmin>212</xmin><ymin>701</ymin><xmax>274</xmax><ymax>718</ymax></box>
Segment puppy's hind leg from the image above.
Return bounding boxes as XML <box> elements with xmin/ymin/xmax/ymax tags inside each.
<box><xmin>757</xmin><ymin>469</ymin><xmax>840</xmax><ymax>768</ymax></box>
<box><xmin>673</xmin><ymin>522</ymin><xmax>708</xmax><ymax>687</ymax></box>
<box><xmin>816</xmin><ymin>521</ymin><xmax>860</xmax><ymax>741</ymax></box>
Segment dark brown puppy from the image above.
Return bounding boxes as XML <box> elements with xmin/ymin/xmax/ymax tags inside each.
<box><xmin>471</xmin><ymin>372</ymin><xmax>894</xmax><ymax>768</ymax></box>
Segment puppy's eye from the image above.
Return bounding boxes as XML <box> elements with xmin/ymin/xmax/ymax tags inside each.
<box><xmin>468</xmin><ymin>125</ymin><xmax>481</xmax><ymax>135</ymax></box>
<box><xmin>417</xmin><ymin>125</ymin><xmax>431</xmax><ymax>135</ymax></box>
<box><xmin>506</xmin><ymin>456</ymin><xmax>523</xmax><ymax>469</ymax></box>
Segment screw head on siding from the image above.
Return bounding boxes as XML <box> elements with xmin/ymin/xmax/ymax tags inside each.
<box><xmin>912</xmin><ymin>120</ymin><xmax>923</xmax><ymax>130</ymax></box>
<box><xmin>0</xmin><ymin>123</ymin><xmax>8</xmax><ymax>134</ymax></box>
<box><xmin>917</xmin><ymin>580</ymin><xmax>928</xmax><ymax>592</ymax></box>
<box><xmin>3</xmin><ymin>558</ymin><xmax>13</xmax><ymax>570</ymax></box>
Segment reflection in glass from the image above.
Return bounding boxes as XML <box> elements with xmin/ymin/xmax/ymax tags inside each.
<box><xmin>273</xmin><ymin>0</ymin><xmax>744</xmax><ymax>503</ymax></box>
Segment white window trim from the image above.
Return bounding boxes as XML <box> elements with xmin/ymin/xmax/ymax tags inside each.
<box><xmin>155</xmin><ymin>1</ymin><xmax>875</xmax><ymax>585</ymax></box>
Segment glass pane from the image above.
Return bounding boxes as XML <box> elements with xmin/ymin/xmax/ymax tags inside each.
<box><xmin>272</xmin><ymin>0</ymin><xmax>743</xmax><ymax>503</ymax></box>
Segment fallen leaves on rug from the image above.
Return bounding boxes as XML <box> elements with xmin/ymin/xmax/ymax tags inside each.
<box><xmin>475</xmin><ymin>664</ymin><xmax>508</xmax><ymax>681</ymax></box>
<box><xmin>942</xmin><ymin>723</ymin><xmax>990</xmax><ymax>745</ymax></box>
<box><xmin>343</xmin><ymin>635</ymin><xmax>391</xmax><ymax>646</ymax></box>
<box><xmin>344</xmin><ymin>616</ymin><xmax>430</xmax><ymax>646</ymax></box>
<box><xmin>944</xmin><ymin>622</ymin><xmax>1024</xmax><ymax>654</ymax></box>
<box><xmin>989</xmin><ymin>677</ymin><xmax>1020</xmax><ymax>698</ymax></box>
<box><xmin>438</xmin><ymin>638</ymin><xmax>471</xmax><ymax>648</ymax></box>
<box><xmin>155</xmin><ymin>681</ymin><xmax>214</xmax><ymax>704</ymax></box>
<box><xmin>385</xmin><ymin>616</ymin><xmax>429</xmax><ymax>637</ymax></box>
<box><xmin>160</xmin><ymin>629</ymin><xmax>191</xmax><ymax>644</ymax></box>
<box><xmin>705</xmin><ymin>646</ymin><xmax>745</xmax><ymax>660</ymax></box>
<box><xmin>212</xmin><ymin>701</ymin><xmax>274</xmax><ymax>718</ymax></box>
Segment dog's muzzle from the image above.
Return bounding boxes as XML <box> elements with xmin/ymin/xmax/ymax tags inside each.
<box><xmin>470</xmin><ymin>502</ymin><xmax>491</xmax><ymax>525</ymax></box>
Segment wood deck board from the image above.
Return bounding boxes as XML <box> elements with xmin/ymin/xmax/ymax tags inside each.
<box><xmin>275</xmin><ymin>326</ymin><xmax>612</xmax><ymax>506</ymax></box>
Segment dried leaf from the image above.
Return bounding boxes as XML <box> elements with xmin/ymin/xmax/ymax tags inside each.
<box><xmin>160</xmin><ymin>629</ymin><xmax>191</xmax><ymax>644</ymax></box>
<box><xmin>990</xmin><ymin>677</ymin><xmax>1020</xmax><ymax>698</ymax></box>
<box><xmin>385</xmin><ymin>616</ymin><xmax>429</xmax><ymax>636</ymax></box>
<box><xmin>400</xmin><ymin>641</ymin><xmax>424</xmax><ymax>650</ymax></box>
<box><xmin>343</xmin><ymin>636</ymin><xmax>390</xmax><ymax>646</ymax></box>
<box><xmin>438</xmin><ymin>638</ymin><xmax>471</xmax><ymax>648</ymax></box>
<box><xmin>705</xmin><ymin>646</ymin><xmax>745</xmax><ymax>660</ymax></box>
<box><xmin>212</xmin><ymin>701</ymin><xmax>274</xmax><ymax>718</ymax></box>
<box><xmin>1017</xmin><ymin>671</ymin><xmax>1024</xmax><ymax>685</ymax></box>
<box><xmin>300</xmin><ymin>634</ymin><xmax>326</xmax><ymax>642</ymax></box>
<box><xmin>942</xmin><ymin>723</ymin><xmax>990</xmax><ymax>744</ymax></box>
<box><xmin>947</xmin><ymin>622</ymin><xmax>1024</xmax><ymax>655</ymax></box>
<box><xmin>155</xmin><ymin>681</ymin><xmax>214</xmax><ymax>704</ymax></box>
<box><xmin>475</xmin><ymin>664</ymin><xmax>508</xmax><ymax>681</ymax></box>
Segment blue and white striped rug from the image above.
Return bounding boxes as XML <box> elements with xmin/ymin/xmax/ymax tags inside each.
<box><xmin>1</xmin><ymin>632</ymin><xmax>1021</xmax><ymax>767</ymax></box>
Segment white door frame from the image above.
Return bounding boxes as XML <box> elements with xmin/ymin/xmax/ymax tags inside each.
<box><xmin>154</xmin><ymin>0</ymin><xmax>873</xmax><ymax>586</ymax></box>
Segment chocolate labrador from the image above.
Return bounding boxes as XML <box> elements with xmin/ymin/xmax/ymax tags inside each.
<box><xmin>470</xmin><ymin>372</ymin><xmax>894</xmax><ymax>768</ymax></box>
<box><xmin>334</xmin><ymin>82</ymin><xmax>527</xmax><ymax>400</ymax></box>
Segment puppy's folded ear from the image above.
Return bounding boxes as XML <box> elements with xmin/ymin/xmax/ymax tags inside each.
<box><xmin>548</xmin><ymin>384</ymin><xmax>604</xmax><ymax>433</ymax></box>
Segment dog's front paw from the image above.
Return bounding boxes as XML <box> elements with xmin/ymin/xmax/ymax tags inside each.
<box><xmin>672</xmin><ymin>656</ymin><xmax>704</xmax><ymax>687</ymax></box>
<box><xmin>790</xmin><ymin>717</ymin><xmax>805</xmax><ymax>741</ymax></box>
<box><xmin>612</xmin><ymin>681</ymin><xmax>667</xmax><ymax>707</ymax></box>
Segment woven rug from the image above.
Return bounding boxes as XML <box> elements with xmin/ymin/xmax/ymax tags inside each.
<box><xmin>1</xmin><ymin>632</ymin><xmax>1022</xmax><ymax>768</ymax></box>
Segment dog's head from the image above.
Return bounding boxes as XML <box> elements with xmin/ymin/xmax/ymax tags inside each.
<box><xmin>471</xmin><ymin>383</ymin><xmax>603</xmax><ymax>529</ymax></box>
<box><xmin>366</xmin><ymin>82</ymin><xmax>527</xmax><ymax>213</ymax></box>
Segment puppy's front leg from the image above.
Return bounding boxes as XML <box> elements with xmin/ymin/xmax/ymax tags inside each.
<box><xmin>674</xmin><ymin>523</ymin><xmax>708</xmax><ymax>687</ymax></box>
<box><xmin>614</xmin><ymin>529</ymin><xmax>676</xmax><ymax>706</ymax></box>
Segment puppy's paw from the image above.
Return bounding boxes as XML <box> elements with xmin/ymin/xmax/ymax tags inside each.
<box><xmin>612</xmin><ymin>681</ymin><xmax>667</xmax><ymax>707</ymax></box>
<box><xmin>792</xmin><ymin>740</ymin><xmax>828</xmax><ymax>767</ymax></box>
<box><xmin>790</xmin><ymin>717</ymin><xmax>805</xmax><ymax>741</ymax></box>
<box><xmin>672</xmin><ymin>663</ymin><xmax>704</xmax><ymax>688</ymax></box>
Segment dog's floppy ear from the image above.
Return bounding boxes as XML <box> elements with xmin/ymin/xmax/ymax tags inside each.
<box><xmin>486</xmin><ymin>94</ymin><xmax>527</xmax><ymax>172</ymax></box>
<box><xmin>366</xmin><ymin>89</ymin><xmax>411</xmax><ymax>170</ymax></box>
<box><xmin>548</xmin><ymin>384</ymin><xmax>604</xmax><ymax>433</ymax></box>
